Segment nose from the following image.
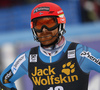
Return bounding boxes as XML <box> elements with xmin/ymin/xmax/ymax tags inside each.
<box><xmin>42</xmin><ymin>27</ymin><xmax>48</xmax><ymax>33</ymax></box>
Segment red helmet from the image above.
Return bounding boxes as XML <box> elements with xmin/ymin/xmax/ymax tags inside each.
<box><xmin>30</xmin><ymin>2</ymin><xmax>66</xmax><ymax>41</ymax></box>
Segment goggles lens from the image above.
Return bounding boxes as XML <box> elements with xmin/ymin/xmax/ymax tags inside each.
<box><xmin>32</xmin><ymin>17</ymin><xmax>58</xmax><ymax>32</ymax></box>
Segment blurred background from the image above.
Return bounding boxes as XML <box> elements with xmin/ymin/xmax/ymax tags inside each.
<box><xmin>0</xmin><ymin>0</ymin><xmax>100</xmax><ymax>90</ymax></box>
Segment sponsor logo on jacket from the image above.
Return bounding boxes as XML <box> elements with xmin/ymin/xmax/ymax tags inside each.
<box><xmin>11</xmin><ymin>53</ymin><xmax>26</xmax><ymax>74</ymax></box>
<box><xmin>3</xmin><ymin>70</ymin><xmax>13</xmax><ymax>84</ymax></box>
<box><xmin>31</xmin><ymin>61</ymin><xmax>78</xmax><ymax>86</ymax></box>
<box><xmin>80</xmin><ymin>51</ymin><xmax>100</xmax><ymax>65</ymax></box>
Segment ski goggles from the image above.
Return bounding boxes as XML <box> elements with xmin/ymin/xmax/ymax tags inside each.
<box><xmin>31</xmin><ymin>16</ymin><xmax>59</xmax><ymax>33</ymax></box>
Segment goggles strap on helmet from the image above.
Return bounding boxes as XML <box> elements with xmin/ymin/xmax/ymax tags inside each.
<box><xmin>58</xmin><ymin>24</ymin><xmax>66</xmax><ymax>36</ymax></box>
<box><xmin>32</xmin><ymin>28</ymin><xmax>38</xmax><ymax>41</ymax></box>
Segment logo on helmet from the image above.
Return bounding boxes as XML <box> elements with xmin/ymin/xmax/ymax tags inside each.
<box><xmin>57</xmin><ymin>10</ymin><xmax>63</xmax><ymax>14</ymax></box>
<box><xmin>34</xmin><ymin>7</ymin><xmax>50</xmax><ymax>13</ymax></box>
<box><xmin>39</xmin><ymin>12</ymin><xmax>43</xmax><ymax>15</ymax></box>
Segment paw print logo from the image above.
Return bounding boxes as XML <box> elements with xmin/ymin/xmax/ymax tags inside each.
<box><xmin>61</xmin><ymin>61</ymin><xmax>75</xmax><ymax>75</ymax></box>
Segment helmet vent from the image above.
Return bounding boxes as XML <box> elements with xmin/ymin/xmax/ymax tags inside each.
<box><xmin>48</xmin><ymin>11</ymin><xmax>54</xmax><ymax>14</ymax></box>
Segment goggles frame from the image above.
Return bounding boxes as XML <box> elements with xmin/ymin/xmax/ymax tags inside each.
<box><xmin>31</xmin><ymin>16</ymin><xmax>66</xmax><ymax>33</ymax></box>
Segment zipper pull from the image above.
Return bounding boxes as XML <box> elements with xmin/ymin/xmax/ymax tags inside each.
<box><xmin>48</xmin><ymin>53</ymin><xmax>52</xmax><ymax>63</ymax></box>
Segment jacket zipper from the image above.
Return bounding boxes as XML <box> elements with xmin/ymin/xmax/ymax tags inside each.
<box><xmin>50</xmin><ymin>55</ymin><xmax>52</xmax><ymax>63</ymax></box>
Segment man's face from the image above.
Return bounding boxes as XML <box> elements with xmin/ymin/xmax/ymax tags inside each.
<box><xmin>36</xmin><ymin>27</ymin><xmax>59</xmax><ymax>45</ymax></box>
<box><xmin>33</xmin><ymin>17</ymin><xmax>59</xmax><ymax>46</ymax></box>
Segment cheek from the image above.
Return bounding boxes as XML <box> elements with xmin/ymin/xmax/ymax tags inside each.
<box><xmin>52</xmin><ymin>28</ymin><xmax>59</xmax><ymax>36</ymax></box>
<box><xmin>36</xmin><ymin>33</ymin><xmax>41</xmax><ymax>37</ymax></box>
